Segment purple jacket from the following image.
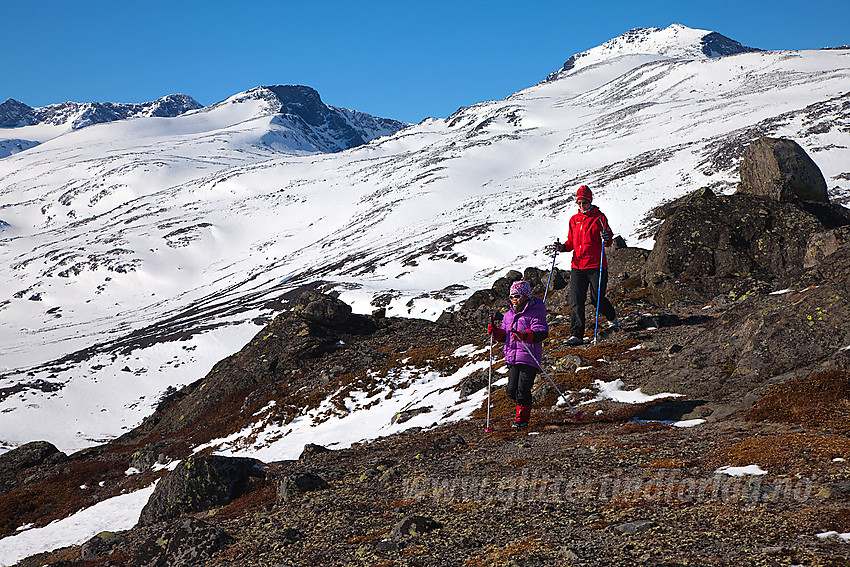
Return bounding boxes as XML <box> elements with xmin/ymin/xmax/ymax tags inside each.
<box><xmin>501</xmin><ymin>296</ymin><xmax>548</xmax><ymax>370</ymax></box>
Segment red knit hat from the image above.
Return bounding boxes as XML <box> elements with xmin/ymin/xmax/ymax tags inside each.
<box><xmin>577</xmin><ymin>185</ymin><xmax>592</xmax><ymax>202</ymax></box>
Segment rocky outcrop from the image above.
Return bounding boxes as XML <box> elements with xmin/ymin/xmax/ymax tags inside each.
<box><xmin>295</xmin><ymin>291</ymin><xmax>352</xmax><ymax>328</ymax></box>
<box><xmin>137</xmin><ymin>455</ymin><xmax>264</xmax><ymax>527</ymax></box>
<box><xmin>641</xmin><ymin>187</ymin><xmax>850</xmax><ymax>295</ymax></box>
<box><xmin>0</xmin><ymin>440</ymin><xmax>67</xmax><ymax>496</ymax></box>
<box><xmin>80</xmin><ymin>531</ymin><xmax>126</xmax><ymax>561</ymax></box>
<box><xmin>737</xmin><ymin>137</ymin><xmax>828</xmax><ymax>203</ymax></box>
<box><xmin>129</xmin><ymin>517</ymin><xmax>234</xmax><ymax>567</ymax></box>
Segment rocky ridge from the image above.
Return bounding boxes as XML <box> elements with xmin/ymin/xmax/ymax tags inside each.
<box><xmin>0</xmin><ymin>94</ymin><xmax>202</xmax><ymax>130</ymax></box>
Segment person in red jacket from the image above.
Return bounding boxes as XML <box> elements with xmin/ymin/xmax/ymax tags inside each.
<box><xmin>556</xmin><ymin>185</ymin><xmax>618</xmax><ymax>346</ymax></box>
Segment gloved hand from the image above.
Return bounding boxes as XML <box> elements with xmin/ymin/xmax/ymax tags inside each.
<box><xmin>511</xmin><ymin>329</ymin><xmax>535</xmax><ymax>343</ymax></box>
<box><xmin>545</xmin><ymin>241</ymin><xmax>567</xmax><ymax>255</ymax></box>
<box><xmin>601</xmin><ymin>229</ymin><xmax>612</xmax><ymax>245</ymax></box>
<box><xmin>488</xmin><ymin>324</ymin><xmax>506</xmax><ymax>341</ymax></box>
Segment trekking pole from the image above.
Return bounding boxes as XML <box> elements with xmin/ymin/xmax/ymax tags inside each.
<box><xmin>593</xmin><ymin>221</ymin><xmax>607</xmax><ymax>345</ymax></box>
<box><xmin>543</xmin><ymin>240</ymin><xmax>558</xmax><ymax>304</ymax></box>
<box><xmin>485</xmin><ymin>314</ymin><xmax>495</xmax><ymax>432</ymax></box>
<box><xmin>518</xmin><ymin>341</ymin><xmax>582</xmax><ymax>419</ymax></box>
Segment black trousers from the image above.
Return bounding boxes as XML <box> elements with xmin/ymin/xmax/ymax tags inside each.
<box><xmin>569</xmin><ymin>268</ymin><xmax>617</xmax><ymax>338</ymax></box>
<box><xmin>506</xmin><ymin>364</ymin><xmax>537</xmax><ymax>406</ymax></box>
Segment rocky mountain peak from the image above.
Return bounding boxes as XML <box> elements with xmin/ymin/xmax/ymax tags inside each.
<box><xmin>699</xmin><ymin>31</ymin><xmax>762</xmax><ymax>57</ymax></box>
<box><xmin>547</xmin><ymin>23</ymin><xmax>761</xmax><ymax>80</ymax></box>
<box><xmin>0</xmin><ymin>98</ymin><xmax>36</xmax><ymax>127</ymax></box>
<box><xmin>257</xmin><ymin>84</ymin><xmax>336</xmax><ymax>127</ymax></box>
<box><xmin>207</xmin><ymin>84</ymin><xmax>408</xmax><ymax>152</ymax></box>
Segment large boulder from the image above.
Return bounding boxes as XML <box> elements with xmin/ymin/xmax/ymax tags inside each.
<box><xmin>295</xmin><ymin>291</ymin><xmax>352</xmax><ymax>328</ymax></box>
<box><xmin>737</xmin><ymin>137</ymin><xmax>828</xmax><ymax>203</ymax></box>
<box><xmin>0</xmin><ymin>440</ymin><xmax>67</xmax><ymax>496</ymax></box>
<box><xmin>137</xmin><ymin>455</ymin><xmax>264</xmax><ymax>527</ymax></box>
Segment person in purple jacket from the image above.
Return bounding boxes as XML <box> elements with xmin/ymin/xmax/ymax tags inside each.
<box><xmin>487</xmin><ymin>280</ymin><xmax>549</xmax><ymax>428</ymax></box>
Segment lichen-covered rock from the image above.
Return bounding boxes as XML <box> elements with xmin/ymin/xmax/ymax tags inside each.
<box><xmin>137</xmin><ymin>455</ymin><xmax>264</xmax><ymax>526</ymax></box>
<box><xmin>129</xmin><ymin>517</ymin><xmax>233</xmax><ymax>567</ymax></box>
<box><xmin>80</xmin><ymin>531</ymin><xmax>126</xmax><ymax>560</ymax></box>
<box><xmin>458</xmin><ymin>369</ymin><xmax>491</xmax><ymax>399</ymax></box>
<box><xmin>804</xmin><ymin>226</ymin><xmax>850</xmax><ymax>268</ymax></box>
<box><xmin>737</xmin><ymin>137</ymin><xmax>828</xmax><ymax>202</ymax></box>
<box><xmin>129</xmin><ymin>442</ymin><xmax>166</xmax><ymax>473</ymax></box>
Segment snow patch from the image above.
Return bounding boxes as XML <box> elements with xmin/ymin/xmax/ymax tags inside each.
<box><xmin>715</xmin><ymin>465</ymin><xmax>768</xmax><ymax>477</ymax></box>
<box><xmin>588</xmin><ymin>379</ymin><xmax>683</xmax><ymax>404</ymax></box>
<box><xmin>0</xmin><ymin>483</ymin><xmax>157</xmax><ymax>566</ymax></box>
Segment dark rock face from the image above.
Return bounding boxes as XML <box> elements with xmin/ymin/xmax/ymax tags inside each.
<box><xmin>129</xmin><ymin>442</ymin><xmax>166</xmax><ymax>472</ymax></box>
<box><xmin>137</xmin><ymin>455</ymin><xmax>264</xmax><ymax>527</ymax></box>
<box><xmin>737</xmin><ymin>137</ymin><xmax>829</xmax><ymax>203</ymax></box>
<box><xmin>130</xmin><ymin>517</ymin><xmax>234</xmax><ymax>567</ymax></box>
<box><xmin>641</xmin><ymin>187</ymin><xmax>850</xmax><ymax>290</ymax></box>
<box><xmin>295</xmin><ymin>291</ymin><xmax>352</xmax><ymax>328</ymax></box>
<box><xmin>0</xmin><ymin>440</ymin><xmax>67</xmax><ymax>496</ymax></box>
<box><xmin>80</xmin><ymin>531</ymin><xmax>126</xmax><ymax>560</ymax></box>
<box><xmin>641</xmin><ymin>264</ymin><xmax>850</xmax><ymax>410</ymax></box>
<box><xmin>299</xmin><ymin>443</ymin><xmax>331</xmax><ymax>459</ymax></box>
<box><xmin>0</xmin><ymin>98</ymin><xmax>35</xmax><ymax>127</ymax></box>
<box><xmin>699</xmin><ymin>32</ymin><xmax>762</xmax><ymax>57</ymax></box>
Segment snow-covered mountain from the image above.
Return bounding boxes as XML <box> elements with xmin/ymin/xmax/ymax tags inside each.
<box><xmin>0</xmin><ymin>86</ymin><xmax>407</xmax><ymax>158</ymax></box>
<box><xmin>1</xmin><ymin>24</ymin><xmax>849</xmax><ymax>454</ymax></box>
<box><xmin>0</xmin><ymin>94</ymin><xmax>202</xmax><ymax>129</ymax></box>
<box><xmin>546</xmin><ymin>23</ymin><xmax>761</xmax><ymax>80</ymax></box>
<box><xmin>0</xmin><ymin>94</ymin><xmax>203</xmax><ymax>157</ymax></box>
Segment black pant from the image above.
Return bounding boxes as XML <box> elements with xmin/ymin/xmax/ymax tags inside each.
<box><xmin>506</xmin><ymin>364</ymin><xmax>537</xmax><ymax>406</ymax></box>
<box><xmin>569</xmin><ymin>268</ymin><xmax>616</xmax><ymax>338</ymax></box>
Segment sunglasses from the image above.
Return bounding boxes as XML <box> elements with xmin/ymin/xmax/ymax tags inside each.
<box><xmin>510</xmin><ymin>294</ymin><xmax>524</xmax><ymax>299</ymax></box>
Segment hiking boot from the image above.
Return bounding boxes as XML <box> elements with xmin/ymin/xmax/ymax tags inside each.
<box><xmin>512</xmin><ymin>421</ymin><xmax>528</xmax><ymax>428</ymax></box>
<box><xmin>608</xmin><ymin>318</ymin><xmax>620</xmax><ymax>331</ymax></box>
<box><xmin>565</xmin><ymin>336</ymin><xmax>584</xmax><ymax>346</ymax></box>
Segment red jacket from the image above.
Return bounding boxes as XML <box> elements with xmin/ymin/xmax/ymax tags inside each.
<box><xmin>563</xmin><ymin>206</ymin><xmax>612</xmax><ymax>270</ymax></box>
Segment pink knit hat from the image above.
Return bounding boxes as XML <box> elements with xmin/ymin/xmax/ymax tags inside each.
<box><xmin>509</xmin><ymin>280</ymin><xmax>532</xmax><ymax>298</ymax></box>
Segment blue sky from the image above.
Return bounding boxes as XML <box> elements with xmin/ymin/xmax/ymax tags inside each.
<box><xmin>1</xmin><ymin>0</ymin><xmax>848</xmax><ymax>123</ymax></box>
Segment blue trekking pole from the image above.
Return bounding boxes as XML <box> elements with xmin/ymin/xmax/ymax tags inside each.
<box><xmin>592</xmin><ymin>221</ymin><xmax>607</xmax><ymax>345</ymax></box>
<box><xmin>543</xmin><ymin>240</ymin><xmax>558</xmax><ymax>304</ymax></box>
